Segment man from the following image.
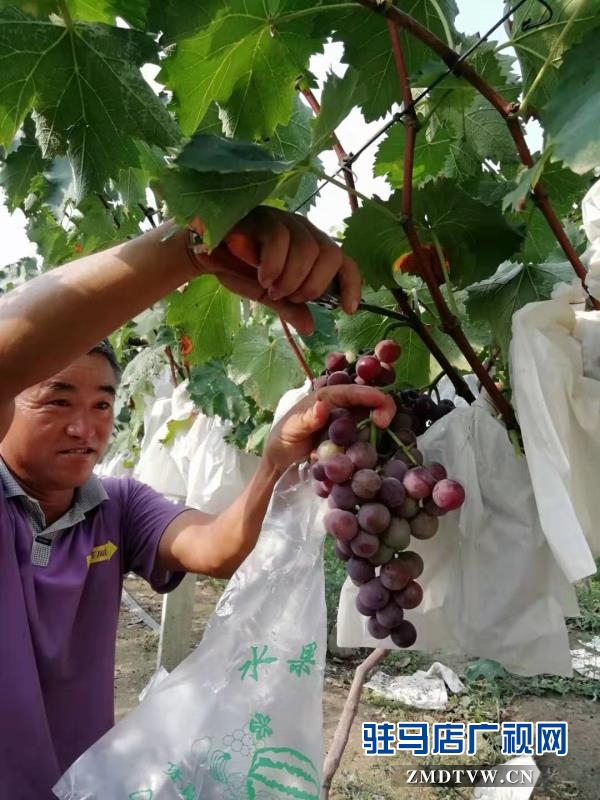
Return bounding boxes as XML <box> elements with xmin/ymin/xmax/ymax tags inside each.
<box><xmin>0</xmin><ymin>207</ymin><xmax>395</xmax><ymax>799</ymax></box>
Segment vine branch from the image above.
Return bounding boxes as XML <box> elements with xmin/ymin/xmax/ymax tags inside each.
<box><xmin>280</xmin><ymin>317</ymin><xmax>314</xmax><ymax>382</ymax></box>
<box><xmin>358</xmin><ymin>0</ymin><xmax>599</xmax><ymax>309</ymax></box>
<box><xmin>321</xmin><ymin>648</ymin><xmax>389</xmax><ymax>799</ymax></box>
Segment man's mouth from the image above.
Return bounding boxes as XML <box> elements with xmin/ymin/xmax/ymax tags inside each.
<box><xmin>59</xmin><ymin>448</ymin><xmax>95</xmax><ymax>455</ymax></box>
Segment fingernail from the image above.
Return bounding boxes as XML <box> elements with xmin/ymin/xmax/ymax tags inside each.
<box><xmin>350</xmin><ymin>298</ymin><xmax>360</xmax><ymax>314</ymax></box>
<box><xmin>269</xmin><ymin>287</ymin><xmax>283</xmax><ymax>301</ymax></box>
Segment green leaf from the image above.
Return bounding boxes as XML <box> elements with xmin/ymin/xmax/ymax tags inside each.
<box><xmin>466</xmin><ymin>259</ymin><xmax>574</xmax><ymax>355</ymax></box>
<box><xmin>159</xmin><ymin>0</ymin><xmax>325</xmax><ymax>140</ymax></box>
<box><xmin>0</xmin><ymin>9</ymin><xmax>179</xmax><ymax>195</ymax></box>
<box><xmin>545</xmin><ymin>28</ymin><xmax>600</xmax><ymax>174</ymax></box>
<box><xmin>187</xmin><ymin>360</ymin><xmax>251</xmax><ymax>422</ymax></box>
<box><xmin>332</xmin><ymin>0</ymin><xmax>459</xmax><ymax>121</ymax></box>
<box><xmin>229</xmin><ymin>323</ymin><xmax>304</xmax><ymax>410</ymax></box>
<box><xmin>0</xmin><ymin>117</ymin><xmax>48</xmax><ymax>211</ymax></box>
<box><xmin>311</xmin><ymin>67</ymin><xmax>364</xmax><ymax>154</ymax></box>
<box><xmin>26</xmin><ymin>208</ymin><xmax>72</xmax><ymax>266</ymax></box>
<box><xmin>336</xmin><ymin>288</ymin><xmax>405</xmax><ymax>351</ymax></box>
<box><xmin>67</xmin><ymin>0</ymin><xmax>150</xmax><ymax>28</ymax></box>
<box><xmin>393</xmin><ymin>327</ymin><xmax>431</xmax><ymax>388</ymax></box>
<box><xmin>510</xmin><ymin>0</ymin><xmax>600</xmax><ymax>114</ymax></box>
<box><xmin>160</xmin><ymin>414</ymin><xmax>195</xmax><ymax>445</ymax></box>
<box><xmin>374</xmin><ymin>121</ymin><xmax>459</xmax><ymax>188</ymax></box>
<box><xmin>503</xmin><ymin>154</ymin><xmax>588</xmax><ymax>216</ymax></box>
<box><xmin>343</xmin><ymin>182</ymin><xmax>524</xmax><ymax>290</ymax></box>
<box><xmin>176</xmin><ymin>134</ymin><xmax>294</xmax><ymax>175</ymax></box>
<box><xmin>166</xmin><ymin>275</ymin><xmax>241</xmax><ymax>364</ymax></box>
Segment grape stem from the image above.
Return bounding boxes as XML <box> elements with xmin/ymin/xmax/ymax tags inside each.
<box><xmin>369</xmin><ymin>417</ymin><xmax>377</xmax><ymax>447</ymax></box>
<box><xmin>385</xmin><ymin>427</ymin><xmax>419</xmax><ymax>466</ymax></box>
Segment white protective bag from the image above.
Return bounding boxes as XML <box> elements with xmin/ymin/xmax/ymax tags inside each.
<box><xmin>54</xmin><ymin>469</ymin><xmax>327</xmax><ymax>800</ymax></box>
<box><xmin>337</xmin><ymin>397</ymin><xmax>579</xmax><ymax>676</ymax></box>
<box><xmin>509</xmin><ymin>178</ymin><xmax>600</xmax><ymax>584</ymax></box>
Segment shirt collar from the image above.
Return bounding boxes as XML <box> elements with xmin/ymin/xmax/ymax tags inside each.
<box><xmin>0</xmin><ymin>456</ymin><xmax>108</xmax><ymax>519</ymax></box>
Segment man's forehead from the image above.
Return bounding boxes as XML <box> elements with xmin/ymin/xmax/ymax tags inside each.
<box><xmin>29</xmin><ymin>355</ymin><xmax>117</xmax><ymax>395</ymax></box>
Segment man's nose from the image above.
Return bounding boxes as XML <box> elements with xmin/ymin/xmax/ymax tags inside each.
<box><xmin>65</xmin><ymin>415</ymin><xmax>93</xmax><ymax>439</ymax></box>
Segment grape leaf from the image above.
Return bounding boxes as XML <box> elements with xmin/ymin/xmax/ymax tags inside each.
<box><xmin>343</xmin><ymin>182</ymin><xmax>523</xmax><ymax>290</ymax></box>
<box><xmin>166</xmin><ymin>275</ymin><xmax>241</xmax><ymax>364</ymax></box>
<box><xmin>510</xmin><ymin>0</ymin><xmax>600</xmax><ymax>114</ymax></box>
<box><xmin>176</xmin><ymin>135</ymin><xmax>294</xmax><ymax>175</ymax></box>
<box><xmin>331</xmin><ymin>0</ymin><xmax>459</xmax><ymax>121</ymax></box>
<box><xmin>311</xmin><ymin>67</ymin><xmax>365</xmax><ymax>154</ymax></box>
<box><xmin>67</xmin><ymin>0</ymin><xmax>150</xmax><ymax>28</ymax></box>
<box><xmin>502</xmin><ymin>155</ymin><xmax>588</xmax><ymax>216</ymax></box>
<box><xmin>0</xmin><ymin>9</ymin><xmax>179</xmax><ymax>195</ymax></box>
<box><xmin>147</xmin><ymin>0</ymin><xmax>222</xmax><ymax>45</ymax></box>
<box><xmin>336</xmin><ymin>288</ymin><xmax>407</xmax><ymax>352</ymax></box>
<box><xmin>229</xmin><ymin>323</ymin><xmax>304</xmax><ymax>409</ymax></box>
<box><xmin>466</xmin><ymin>259</ymin><xmax>574</xmax><ymax>355</ymax></box>
<box><xmin>545</xmin><ymin>29</ymin><xmax>600</xmax><ymax>174</ymax></box>
<box><xmin>374</xmin><ymin>121</ymin><xmax>461</xmax><ymax>188</ymax></box>
<box><xmin>0</xmin><ymin>117</ymin><xmax>48</xmax><ymax>211</ymax></box>
<box><xmin>393</xmin><ymin>328</ymin><xmax>432</xmax><ymax>388</ymax></box>
<box><xmin>26</xmin><ymin>208</ymin><xmax>72</xmax><ymax>266</ymax></box>
<box><xmin>187</xmin><ymin>360</ymin><xmax>251</xmax><ymax>423</ymax></box>
<box><xmin>159</xmin><ymin>0</ymin><xmax>325</xmax><ymax>140</ymax></box>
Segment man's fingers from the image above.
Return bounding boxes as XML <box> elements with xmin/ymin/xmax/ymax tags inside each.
<box><xmin>287</xmin><ymin>240</ymin><xmax>344</xmax><ymax>305</ymax></box>
<box><xmin>266</xmin><ymin>218</ymin><xmax>320</xmax><ymax>300</ymax></box>
<box><xmin>337</xmin><ymin>255</ymin><xmax>362</xmax><ymax>315</ymax></box>
<box><xmin>313</xmin><ymin>385</ymin><xmax>396</xmax><ymax>428</ymax></box>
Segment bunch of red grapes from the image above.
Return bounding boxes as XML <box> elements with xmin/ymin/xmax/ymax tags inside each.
<box><xmin>311</xmin><ymin>340</ymin><xmax>465</xmax><ymax>648</ymax></box>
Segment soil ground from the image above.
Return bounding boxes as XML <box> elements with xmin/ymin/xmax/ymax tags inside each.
<box><xmin>116</xmin><ymin>575</ymin><xmax>599</xmax><ymax>800</ymax></box>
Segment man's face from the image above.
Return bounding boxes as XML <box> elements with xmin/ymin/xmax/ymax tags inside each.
<box><xmin>0</xmin><ymin>353</ymin><xmax>117</xmax><ymax>490</ymax></box>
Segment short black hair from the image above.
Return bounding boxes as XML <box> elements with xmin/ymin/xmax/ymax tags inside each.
<box><xmin>89</xmin><ymin>339</ymin><xmax>121</xmax><ymax>381</ymax></box>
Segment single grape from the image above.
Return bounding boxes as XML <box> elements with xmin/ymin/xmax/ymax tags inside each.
<box><xmin>390</xmin><ymin>620</ymin><xmax>417</xmax><ymax>648</ymax></box>
<box><xmin>358</xmin><ymin>578</ymin><xmax>390</xmax><ymax>611</ymax></box>
<box><xmin>329</xmin><ymin>417</ymin><xmax>359</xmax><ymax>447</ymax></box>
<box><xmin>329</xmin><ymin>482</ymin><xmax>359</xmax><ymax>510</ymax></box>
<box><xmin>329</xmin><ymin>407</ymin><xmax>352</xmax><ymax>422</ymax></box>
<box><xmin>395</xmin><ymin>428</ymin><xmax>417</xmax><ymax>446</ymax></box>
<box><xmin>311</xmin><ymin>462</ymin><xmax>327</xmax><ymax>482</ymax></box>
<box><xmin>323</xmin><ymin>454</ymin><xmax>355</xmax><ymax>484</ymax></box>
<box><xmin>395</xmin><ymin>496</ymin><xmax>419</xmax><ymax>519</ymax></box>
<box><xmin>316</xmin><ymin>440</ymin><xmax>344</xmax><ymax>462</ymax></box>
<box><xmin>369</xmin><ymin>542</ymin><xmax>396</xmax><ymax>566</ymax></box>
<box><xmin>357</xmin><ymin>503</ymin><xmax>391</xmax><ymax>535</ymax></box>
<box><xmin>401</xmin><ymin>389</ymin><xmax>420</xmax><ymax>407</ymax></box>
<box><xmin>376</xmin><ymin>601</ymin><xmax>405</xmax><ymax>629</ymax></box>
<box><xmin>356</xmin><ymin>596</ymin><xmax>374</xmax><ymax>616</ymax></box>
<box><xmin>382</xmin><ymin>460</ymin><xmax>409</xmax><ymax>482</ymax></box>
<box><xmin>351</xmin><ymin>469</ymin><xmax>382</xmax><ymax>500</ymax></box>
<box><xmin>356</xmin><ymin>355</ymin><xmax>381</xmax><ymax>384</ymax></box>
<box><xmin>324</xmin><ymin>509</ymin><xmax>358</xmax><ymax>542</ymax></box>
<box><xmin>396</xmin><ymin>551</ymin><xmax>424</xmax><ymax>580</ymax></box>
<box><xmin>391</xmin><ymin>411</ymin><xmax>415</xmax><ymax>434</ymax></box>
<box><xmin>394</xmin><ymin>580</ymin><xmax>423</xmax><ymax>609</ymax></box>
<box><xmin>437</xmin><ymin>399</ymin><xmax>455</xmax><ymax>415</ymax></box>
<box><xmin>326</xmin><ymin>351</ymin><xmax>348</xmax><ymax>371</ymax></box>
<box><xmin>380</xmin><ymin>559</ymin><xmax>412</xmax><ymax>591</ymax></box>
<box><xmin>432</xmin><ymin>479</ymin><xmax>465</xmax><ymax>511</ymax></box>
<box><xmin>378</xmin><ymin>477</ymin><xmax>406</xmax><ymax>508</ymax></box>
<box><xmin>350</xmin><ymin>530</ymin><xmax>380</xmax><ymax>559</ymax></box>
<box><xmin>312</xmin><ymin>480</ymin><xmax>331</xmax><ymax>499</ymax></box>
<box><xmin>334</xmin><ymin>540</ymin><xmax>351</xmax><ymax>561</ymax></box>
<box><xmin>375</xmin><ymin>363</ymin><xmax>396</xmax><ymax>386</ymax></box>
<box><xmin>413</xmin><ymin>395</ymin><xmax>437</xmax><ymax>420</ymax></box>
<box><xmin>381</xmin><ymin>517</ymin><xmax>411</xmax><ymax>550</ymax></box>
<box><xmin>346</xmin><ymin>556</ymin><xmax>376</xmax><ymax>585</ymax></box>
<box><xmin>410</xmin><ymin>511</ymin><xmax>439</xmax><ymax>540</ymax></box>
<box><xmin>403</xmin><ymin>467</ymin><xmax>436</xmax><ymax>499</ymax></box>
<box><xmin>313</xmin><ymin>375</ymin><xmax>327</xmax><ymax>389</ymax></box>
<box><xmin>422</xmin><ymin>497</ymin><xmax>446</xmax><ymax>517</ymax></box>
<box><xmin>375</xmin><ymin>339</ymin><xmax>402</xmax><ymax>364</ymax></box>
<box><xmin>395</xmin><ymin>447</ymin><xmax>424</xmax><ymax>466</ymax></box>
<box><xmin>327</xmin><ymin>370</ymin><xmax>352</xmax><ymax>386</ymax></box>
<box><xmin>367</xmin><ymin>616</ymin><xmax>392</xmax><ymax>640</ymax></box>
<box><xmin>426</xmin><ymin>462</ymin><xmax>447</xmax><ymax>481</ymax></box>
<box><xmin>346</xmin><ymin>441</ymin><xmax>378</xmax><ymax>470</ymax></box>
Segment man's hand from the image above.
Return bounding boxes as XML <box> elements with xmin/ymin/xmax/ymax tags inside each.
<box><xmin>191</xmin><ymin>207</ymin><xmax>362</xmax><ymax>336</ymax></box>
<box><xmin>263</xmin><ymin>385</ymin><xmax>396</xmax><ymax>477</ymax></box>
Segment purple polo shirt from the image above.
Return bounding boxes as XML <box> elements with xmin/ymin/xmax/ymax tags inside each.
<box><xmin>0</xmin><ymin>468</ymin><xmax>187</xmax><ymax>800</ymax></box>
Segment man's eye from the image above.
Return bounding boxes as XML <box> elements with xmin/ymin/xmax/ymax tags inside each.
<box><xmin>96</xmin><ymin>402</ymin><xmax>113</xmax><ymax>411</ymax></box>
<box><xmin>49</xmin><ymin>399</ymin><xmax>70</xmax><ymax>407</ymax></box>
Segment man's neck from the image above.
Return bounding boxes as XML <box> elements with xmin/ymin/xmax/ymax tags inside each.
<box><xmin>0</xmin><ymin>456</ymin><xmax>75</xmax><ymax>525</ymax></box>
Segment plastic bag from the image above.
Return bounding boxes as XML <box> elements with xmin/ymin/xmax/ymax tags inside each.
<box><xmin>337</xmin><ymin>399</ymin><xmax>578</xmax><ymax>676</ymax></box>
<box><xmin>54</xmin><ymin>470</ymin><xmax>327</xmax><ymax>800</ymax></box>
<box><xmin>510</xmin><ymin>293</ymin><xmax>600</xmax><ymax>583</ymax></box>
<box><xmin>582</xmin><ymin>178</ymin><xmax>600</xmax><ymax>301</ymax></box>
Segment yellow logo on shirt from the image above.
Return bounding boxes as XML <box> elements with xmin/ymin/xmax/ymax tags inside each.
<box><xmin>87</xmin><ymin>540</ymin><xmax>118</xmax><ymax>567</ymax></box>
